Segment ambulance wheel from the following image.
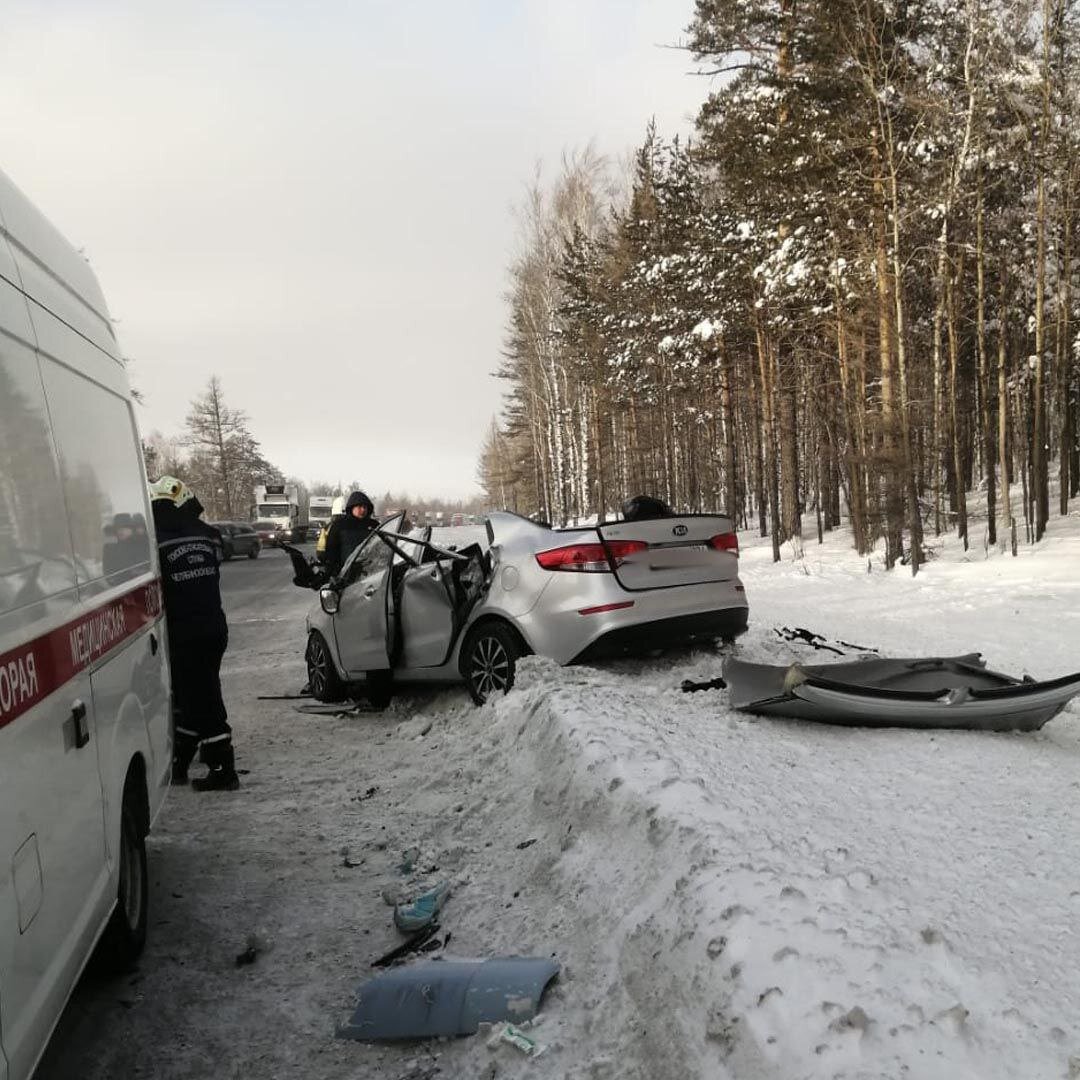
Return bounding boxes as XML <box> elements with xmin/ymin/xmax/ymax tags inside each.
<box><xmin>98</xmin><ymin>785</ymin><xmax>148</xmax><ymax>971</ymax></box>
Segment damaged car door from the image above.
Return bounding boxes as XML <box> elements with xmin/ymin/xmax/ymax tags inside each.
<box><xmin>333</xmin><ymin>513</ymin><xmax>404</xmax><ymax>676</ymax></box>
<box><xmin>399</xmin><ymin>551</ymin><xmax>457</xmax><ymax>668</ymax></box>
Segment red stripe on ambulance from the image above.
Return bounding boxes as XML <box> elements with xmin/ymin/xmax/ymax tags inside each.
<box><xmin>0</xmin><ymin>578</ymin><xmax>163</xmax><ymax>732</ymax></box>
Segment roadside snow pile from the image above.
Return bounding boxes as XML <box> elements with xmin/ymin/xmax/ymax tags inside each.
<box><xmin>445</xmin><ymin>516</ymin><xmax>1080</xmax><ymax>1080</ymax></box>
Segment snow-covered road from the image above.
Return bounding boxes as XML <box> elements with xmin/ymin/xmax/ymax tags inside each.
<box><xmin>38</xmin><ymin>525</ymin><xmax>1080</xmax><ymax>1080</ymax></box>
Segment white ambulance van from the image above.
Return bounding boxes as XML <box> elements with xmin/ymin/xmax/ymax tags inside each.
<box><xmin>0</xmin><ymin>168</ymin><xmax>171</xmax><ymax>1080</ymax></box>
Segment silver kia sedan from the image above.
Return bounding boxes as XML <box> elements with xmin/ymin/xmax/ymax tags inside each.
<box><xmin>304</xmin><ymin>510</ymin><xmax>748</xmax><ymax>706</ymax></box>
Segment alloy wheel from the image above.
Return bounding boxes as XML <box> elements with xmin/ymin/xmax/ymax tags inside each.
<box><xmin>308</xmin><ymin>638</ymin><xmax>329</xmax><ymax>697</ymax></box>
<box><xmin>470</xmin><ymin>635</ymin><xmax>510</xmax><ymax>700</ymax></box>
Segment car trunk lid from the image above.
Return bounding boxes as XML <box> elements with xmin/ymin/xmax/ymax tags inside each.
<box><xmin>596</xmin><ymin>515</ymin><xmax>739</xmax><ymax>591</ymax></box>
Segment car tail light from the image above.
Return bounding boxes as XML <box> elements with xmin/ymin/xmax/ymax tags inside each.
<box><xmin>709</xmin><ymin>531</ymin><xmax>739</xmax><ymax>554</ymax></box>
<box><xmin>535</xmin><ymin>539</ymin><xmax>647</xmax><ymax>572</ymax></box>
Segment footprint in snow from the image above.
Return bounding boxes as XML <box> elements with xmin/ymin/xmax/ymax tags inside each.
<box><xmin>721</xmin><ymin>903</ymin><xmax>751</xmax><ymax>921</ymax></box>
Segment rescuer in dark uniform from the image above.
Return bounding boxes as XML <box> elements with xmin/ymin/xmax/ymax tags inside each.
<box><xmin>150</xmin><ymin>476</ymin><xmax>240</xmax><ymax>792</ymax></box>
<box><xmin>322</xmin><ymin>490</ymin><xmax>380</xmax><ymax>577</ymax></box>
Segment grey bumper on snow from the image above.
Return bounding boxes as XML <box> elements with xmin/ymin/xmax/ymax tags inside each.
<box><xmin>723</xmin><ymin>653</ymin><xmax>1080</xmax><ymax>732</ymax></box>
<box><xmin>337</xmin><ymin>956</ymin><xmax>560</xmax><ymax>1041</ymax></box>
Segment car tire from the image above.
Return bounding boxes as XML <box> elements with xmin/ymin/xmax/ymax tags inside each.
<box><xmin>248</xmin><ymin>545</ymin><xmax>259</xmax><ymax>559</ymax></box>
<box><xmin>306</xmin><ymin>632</ymin><xmax>347</xmax><ymax>703</ymax></box>
<box><xmin>97</xmin><ymin>794</ymin><xmax>148</xmax><ymax>972</ymax></box>
<box><xmin>222</xmin><ymin>545</ymin><xmax>233</xmax><ymax>561</ymax></box>
<box><xmin>365</xmin><ymin>670</ymin><xmax>394</xmax><ymax>710</ymax></box>
<box><xmin>462</xmin><ymin>622</ymin><xmax>520</xmax><ymax>705</ymax></box>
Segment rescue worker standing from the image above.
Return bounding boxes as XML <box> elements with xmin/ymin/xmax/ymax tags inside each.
<box><xmin>150</xmin><ymin>476</ymin><xmax>240</xmax><ymax>792</ymax></box>
<box><xmin>322</xmin><ymin>490</ymin><xmax>380</xmax><ymax>577</ymax></box>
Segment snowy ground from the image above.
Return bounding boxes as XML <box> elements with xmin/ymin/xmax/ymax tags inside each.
<box><xmin>38</xmin><ymin>517</ymin><xmax>1080</xmax><ymax>1080</ymax></box>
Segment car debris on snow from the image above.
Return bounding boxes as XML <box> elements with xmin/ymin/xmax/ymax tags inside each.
<box><xmin>772</xmin><ymin>625</ymin><xmax>879</xmax><ymax>655</ymax></box>
<box><xmin>725</xmin><ymin>653</ymin><xmax>1080</xmax><ymax>731</ymax></box>
<box><xmin>394</xmin><ymin>880</ymin><xmax>452</xmax><ymax>933</ymax></box>
<box><xmin>680</xmin><ymin>674</ymin><xmax>728</xmax><ymax>693</ymax></box>
<box><xmin>338</xmin><ymin>956</ymin><xmax>560</xmax><ymax>1041</ymax></box>
<box><xmin>484</xmin><ymin>1020</ymin><xmax>544</xmax><ymax>1056</ymax></box>
<box><xmin>371</xmin><ymin>924</ymin><xmax>444</xmax><ymax>968</ymax></box>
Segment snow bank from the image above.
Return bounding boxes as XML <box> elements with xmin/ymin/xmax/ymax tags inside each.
<box><xmin>435</xmin><ymin>516</ymin><xmax>1080</xmax><ymax>1079</ymax></box>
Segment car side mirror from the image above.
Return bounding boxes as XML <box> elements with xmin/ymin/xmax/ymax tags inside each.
<box><xmin>319</xmin><ymin>587</ymin><xmax>340</xmax><ymax>614</ymax></box>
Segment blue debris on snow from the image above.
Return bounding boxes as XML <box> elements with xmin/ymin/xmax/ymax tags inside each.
<box><xmin>337</xmin><ymin>956</ymin><xmax>561</xmax><ymax>1041</ymax></box>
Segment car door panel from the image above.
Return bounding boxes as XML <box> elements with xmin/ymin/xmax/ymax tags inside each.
<box><xmin>332</xmin><ymin>513</ymin><xmax>403</xmax><ymax>676</ymax></box>
<box><xmin>399</xmin><ymin>562</ymin><xmax>455</xmax><ymax>668</ymax></box>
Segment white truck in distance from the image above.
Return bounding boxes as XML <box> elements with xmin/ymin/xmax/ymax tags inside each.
<box><xmin>252</xmin><ymin>483</ymin><xmax>308</xmax><ymax>544</ymax></box>
<box><xmin>308</xmin><ymin>495</ymin><xmax>338</xmax><ymax>538</ymax></box>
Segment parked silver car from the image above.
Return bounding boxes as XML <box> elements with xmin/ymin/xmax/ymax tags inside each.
<box><xmin>304</xmin><ymin>510</ymin><xmax>748</xmax><ymax>706</ymax></box>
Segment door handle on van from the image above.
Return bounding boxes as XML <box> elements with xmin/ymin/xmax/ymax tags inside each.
<box><xmin>71</xmin><ymin>700</ymin><xmax>90</xmax><ymax>749</ymax></box>
<box><xmin>150</xmin><ymin>632</ymin><xmax>159</xmax><ymax>656</ymax></box>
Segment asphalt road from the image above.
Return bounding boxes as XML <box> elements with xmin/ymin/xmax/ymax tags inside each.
<box><xmin>218</xmin><ymin>542</ymin><xmax>304</xmax><ymax>612</ymax></box>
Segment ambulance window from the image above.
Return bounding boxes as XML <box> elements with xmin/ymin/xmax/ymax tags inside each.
<box><xmin>40</xmin><ymin>357</ymin><xmax>151</xmax><ymax>591</ymax></box>
<box><xmin>0</xmin><ymin>330</ymin><xmax>77</xmax><ymax>615</ymax></box>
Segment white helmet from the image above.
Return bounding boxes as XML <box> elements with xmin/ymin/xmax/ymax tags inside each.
<box><xmin>149</xmin><ymin>475</ymin><xmax>195</xmax><ymax>507</ymax></box>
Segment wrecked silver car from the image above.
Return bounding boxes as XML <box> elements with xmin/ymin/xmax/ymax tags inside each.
<box><xmin>304</xmin><ymin>509</ymin><xmax>749</xmax><ymax>706</ymax></box>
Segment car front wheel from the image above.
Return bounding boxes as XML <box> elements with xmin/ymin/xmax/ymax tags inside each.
<box><xmin>462</xmin><ymin>622</ymin><xmax>520</xmax><ymax>705</ymax></box>
<box><xmin>306</xmin><ymin>632</ymin><xmax>346</xmax><ymax>702</ymax></box>
<box><xmin>248</xmin><ymin>544</ymin><xmax>259</xmax><ymax>559</ymax></box>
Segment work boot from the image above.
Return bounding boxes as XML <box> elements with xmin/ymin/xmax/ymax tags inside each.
<box><xmin>171</xmin><ymin>730</ymin><xmax>200</xmax><ymax>785</ymax></box>
<box><xmin>191</xmin><ymin>739</ymin><xmax>240</xmax><ymax>792</ymax></box>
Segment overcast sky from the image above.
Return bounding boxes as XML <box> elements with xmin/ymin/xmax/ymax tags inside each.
<box><xmin>1</xmin><ymin>0</ymin><xmax>704</xmax><ymax>499</ymax></box>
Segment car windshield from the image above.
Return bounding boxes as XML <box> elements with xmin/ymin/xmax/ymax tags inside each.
<box><xmin>256</xmin><ymin>504</ymin><xmax>289</xmax><ymax>517</ymax></box>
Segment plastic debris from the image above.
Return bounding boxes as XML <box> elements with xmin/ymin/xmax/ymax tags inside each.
<box><xmin>680</xmin><ymin>675</ymin><xmax>727</xmax><ymax>694</ymax></box>
<box><xmin>394</xmin><ymin>880</ymin><xmax>452</xmax><ymax>933</ymax></box>
<box><xmin>371</xmin><ymin>924</ymin><xmax>441</xmax><ymax>968</ymax></box>
<box><xmin>338</xmin><ymin>956</ymin><xmax>560</xmax><ymax>1041</ymax></box>
<box><xmin>486</xmin><ymin>1021</ymin><xmax>542</xmax><ymax>1056</ymax></box>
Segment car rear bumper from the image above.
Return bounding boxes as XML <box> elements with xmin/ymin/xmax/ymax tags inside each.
<box><xmin>502</xmin><ymin>569</ymin><xmax>749</xmax><ymax>665</ymax></box>
<box><xmin>570</xmin><ymin>606</ymin><xmax>748</xmax><ymax>663</ymax></box>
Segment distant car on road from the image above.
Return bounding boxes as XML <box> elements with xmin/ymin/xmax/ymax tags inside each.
<box><xmin>450</xmin><ymin>512</ymin><xmax>465</xmax><ymax>527</ymax></box>
<box><xmin>305</xmin><ymin>509</ymin><xmax>748</xmax><ymax>707</ymax></box>
<box><xmin>253</xmin><ymin>520</ymin><xmax>288</xmax><ymax>547</ymax></box>
<box><xmin>211</xmin><ymin>522</ymin><xmax>261</xmax><ymax>560</ymax></box>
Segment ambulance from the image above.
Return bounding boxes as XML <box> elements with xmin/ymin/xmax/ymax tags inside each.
<box><xmin>0</xmin><ymin>168</ymin><xmax>171</xmax><ymax>1080</ymax></box>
